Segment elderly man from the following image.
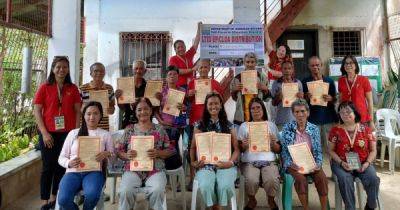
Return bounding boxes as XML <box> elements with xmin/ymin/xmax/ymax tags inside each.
<box><xmin>302</xmin><ymin>56</ymin><xmax>338</xmax><ymax>151</ymax></box>
<box><xmin>280</xmin><ymin>99</ymin><xmax>329</xmax><ymax>210</ymax></box>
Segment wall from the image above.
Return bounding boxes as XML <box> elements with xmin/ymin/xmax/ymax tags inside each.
<box><xmin>84</xmin><ymin>0</ymin><xmax>233</xmax><ymax>130</ymax></box>
<box><xmin>289</xmin><ymin>0</ymin><xmax>387</xmax><ymax>79</ymax></box>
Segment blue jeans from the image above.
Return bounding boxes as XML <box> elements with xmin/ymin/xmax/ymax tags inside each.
<box><xmin>331</xmin><ymin>161</ymin><xmax>380</xmax><ymax>210</ymax></box>
<box><xmin>58</xmin><ymin>171</ymin><xmax>105</xmax><ymax>210</ymax></box>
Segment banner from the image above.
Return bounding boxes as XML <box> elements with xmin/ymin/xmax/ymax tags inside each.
<box><xmin>200</xmin><ymin>24</ymin><xmax>265</xmax><ymax>67</ymax></box>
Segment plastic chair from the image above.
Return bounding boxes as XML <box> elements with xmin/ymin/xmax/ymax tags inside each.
<box><xmin>334</xmin><ymin>176</ymin><xmax>384</xmax><ymax>210</ymax></box>
<box><xmin>282</xmin><ymin>173</ymin><xmax>330</xmax><ymax>210</ymax></box>
<box><xmin>166</xmin><ymin>166</ymin><xmax>187</xmax><ymax>210</ymax></box>
<box><xmin>376</xmin><ymin>108</ymin><xmax>400</xmax><ymax>174</ymax></box>
<box><xmin>108</xmin><ymin>130</ymin><xmax>125</xmax><ymax>204</ymax></box>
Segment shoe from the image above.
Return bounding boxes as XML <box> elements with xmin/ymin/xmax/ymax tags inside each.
<box><xmin>103</xmin><ymin>192</ymin><xmax>110</xmax><ymax>202</ymax></box>
<box><xmin>364</xmin><ymin>205</ymin><xmax>374</xmax><ymax>210</ymax></box>
<box><xmin>186</xmin><ymin>179</ymin><xmax>193</xmax><ymax>192</ymax></box>
<box><xmin>48</xmin><ymin>201</ymin><xmax>56</xmax><ymax>210</ymax></box>
<box><xmin>40</xmin><ymin>201</ymin><xmax>55</xmax><ymax>210</ymax></box>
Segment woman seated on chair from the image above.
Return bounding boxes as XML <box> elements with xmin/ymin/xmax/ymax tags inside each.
<box><xmin>237</xmin><ymin>97</ymin><xmax>281</xmax><ymax>210</ymax></box>
<box><xmin>190</xmin><ymin>92</ymin><xmax>240</xmax><ymax>210</ymax></box>
<box><xmin>116</xmin><ymin>97</ymin><xmax>175</xmax><ymax>210</ymax></box>
<box><xmin>58</xmin><ymin>101</ymin><xmax>114</xmax><ymax>210</ymax></box>
<box><xmin>328</xmin><ymin>102</ymin><xmax>379</xmax><ymax>210</ymax></box>
<box><xmin>280</xmin><ymin>99</ymin><xmax>329</xmax><ymax>210</ymax></box>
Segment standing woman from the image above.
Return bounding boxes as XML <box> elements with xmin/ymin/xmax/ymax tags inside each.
<box><xmin>57</xmin><ymin>101</ymin><xmax>114</xmax><ymax>210</ymax></box>
<box><xmin>338</xmin><ymin>55</ymin><xmax>374</xmax><ymax>130</ymax></box>
<box><xmin>237</xmin><ymin>97</ymin><xmax>281</xmax><ymax>210</ymax></box>
<box><xmin>328</xmin><ymin>102</ymin><xmax>379</xmax><ymax>210</ymax></box>
<box><xmin>34</xmin><ymin>56</ymin><xmax>82</xmax><ymax>210</ymax></box>
<box><xmin>190</xmin><ymin>92</ymin><xmax>240</xmax><ymax>209</ymax></box>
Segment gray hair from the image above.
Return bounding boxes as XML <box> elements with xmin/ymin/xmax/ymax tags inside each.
<box><xmin>291</xmin><ymin>99</ymin><xmax>310</xmax><ymax>112</ymax></box>
<box><xmin>244</xmin><ymin>52</ymin><xmax>257</xmax><ymax>61</ymax></box>
<box><xmin>132</xmin><ymin>59</ymin><xmax>147</xmax><ymax>69</ymax></box>
<box><xmin>90</xmin><ymin>62</ymin><xmax>105</xmax><ymax>73</ymax></box>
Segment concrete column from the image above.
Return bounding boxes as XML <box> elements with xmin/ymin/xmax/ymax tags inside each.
<box><xmin>82</xmin><ymin>0</ymin><xmax>100</xmax><ymax>84</ymax></box>
<box><xmin>21</xmin><ymin>47</ymin><xmax>32</xmax><ymax>94</ymax></box>
<box><xmin>48</xmin><ymin>0</ymin><xmax>81</xmax><ymax>84</ymax></box>
<box><xmin>233</xmin><ymin>0</ymin><xmax>260</xmax><ymax>23</ymax></box>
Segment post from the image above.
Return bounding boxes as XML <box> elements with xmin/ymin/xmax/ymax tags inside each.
<box><xmin>21</xmin><ymin>47</ymin><xmax>33</xmax><ymax>94</ymax></box>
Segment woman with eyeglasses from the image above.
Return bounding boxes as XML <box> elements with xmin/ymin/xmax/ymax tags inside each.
<box><xmin>190</xmin><ymin>92</ymin><xmax>240</xmax><ymax>210</ymax></box>
<box><xmin>338</xmin><ymin>55</ymin><xmax>374</xmax><ymax>130</ymax></box>
<box><xmin>34</xmin><ymin>56</ymin><xmax>82</xmax><ymax>210</ymax></box>
<box><xmin>237</xmin><ymin>97</ymin><xmax>281</xmax><ymax>210</ymax></box>
<box><xmin>280</xmin><ymin>99</ymin><xmax>328</xmax><ymax>210</ymax></box>
<box><xmin>57</xmin><ymin>101</ymin><xmax>114</xmax><ymax>210</ymax></box>
<box><xmin>328</xmin><ymin>102</ymin><xmax>379</xmax><ymax>210</ymax></box>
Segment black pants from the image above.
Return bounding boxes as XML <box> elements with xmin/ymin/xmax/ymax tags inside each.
<box><xmin>164</xmin><ymin>127</ymin><xmax>183</xmax><ymax>170</ymax></box>
<box><xmin>39</xmin><ymin>132</ymin><xmax>68</xmax><ymax>200</ymax></box>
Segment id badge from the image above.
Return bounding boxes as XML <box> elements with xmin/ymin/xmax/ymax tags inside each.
<box><xmin>345</xmin><ymin>152</ymin><xmax>361</xmax><ymax>170</ymax></box>
<box><xmin>54</xmin><ymin>116</ymin><xmax>65</xmax><ymax>130</ymax></box>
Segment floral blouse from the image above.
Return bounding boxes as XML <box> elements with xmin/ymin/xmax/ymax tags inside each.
<box><xmin>116</xmin><ymin>123</ymin><xmax>176</xmax><ymax>179</ymax></box>
<box><xmin>328</xmin><ymin>124</ymin><xmax>375</xmax><ymax>163</ymax></box>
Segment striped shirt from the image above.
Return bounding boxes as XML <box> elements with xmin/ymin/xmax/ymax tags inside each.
<box><xmin>79</xmin><ymin>82</ymin><xmax>115</xmax><ymax>130</ymax></box>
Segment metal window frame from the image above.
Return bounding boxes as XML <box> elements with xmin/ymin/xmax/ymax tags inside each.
<box><xmin>331</xmin><ymin>27</ymin><xmax>365</xmax><ymax>57</ymax></box>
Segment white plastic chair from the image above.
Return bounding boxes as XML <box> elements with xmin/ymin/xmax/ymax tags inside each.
<box><xmin>109</xmin><ymin>130</ymin><xmax>125</xmax><ymax>203</ymax></box>
<box><xmin>376</xmin><ymin>108</ymin><xmax>400</xmax><ymax>174</ymax></box>
<box><xmin>334</xmin><ymin>176</ymin><xmax>384</xmax><ymax>210</ymax></box>
<box><xmin>166</xmin><ymin>166</ymin><xmax>187</xmax><ymax>210</ymax></box>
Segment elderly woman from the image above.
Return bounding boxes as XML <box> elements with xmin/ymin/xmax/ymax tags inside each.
<box><xmin>328</xmin><ymin>102</ymin><xmax>379</xmax><ymax>210</ymax></box>
<box><xmin>237</xmin><ymin>97</ymin><xmax>281</xmax><ymax>210</ymax></box>
<box><xmin>116</xmin><ymin>97</ymin><xmax>176</xmax><ymax>210</ymax></box>
<box><xmin>280</xmin><ymin>99</ymin><xmax>328</xmax><ymax>210</ymax></box>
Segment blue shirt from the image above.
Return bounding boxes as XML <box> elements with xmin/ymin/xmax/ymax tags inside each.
<box><xmin>302</xmin><ymin>76</ymin><xmax>338</xmax><ymax>125</ymax></box>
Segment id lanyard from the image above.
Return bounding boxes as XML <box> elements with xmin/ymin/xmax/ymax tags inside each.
<box><xmin>343</xmin><ymin>124</ymin><xmax>359</xmax><ymax>149</ymax></box>
<box><xmin>345</xmin><ymin>75</ymin><xmax>357</xmax><ymax>102</ymax></box>
<box><xmin>178</xmin><ymin>54</ymin><xmax>192</xmax><ymax>79</ymax></box>
<box><xmin>57</xmin><ymin>84</ymin><xmax>63</xmax><ymax>116</ymax></box>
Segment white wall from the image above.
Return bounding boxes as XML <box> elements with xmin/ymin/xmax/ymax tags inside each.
<box><xmin>84</xmin><ymin>0</ymin><xmax>233</xmax><ymax>130</ymax></box>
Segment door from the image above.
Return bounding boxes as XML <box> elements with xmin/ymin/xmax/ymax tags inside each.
<box><xmin>276</xmin><ymin>30</ymin><xmax>318</xmax><ymax>81</ymax></box>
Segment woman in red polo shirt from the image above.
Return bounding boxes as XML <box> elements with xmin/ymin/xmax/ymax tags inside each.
<box><xmin>338</xmin><ymin>55</ymin><xmax>374</xmax><ymax>130</ymax></box>
<box><xmin>328</xmin><ymin>102</ymin><xmax>379</xmax><ymax>210</ymax></box>
<box><xmin>169</xmin><ymin>22</ymin><xmax>202</xmax><ymax>89</ymax></box>
<box><xmin>34</xmin><ymin>56</ymin><xmax>82</xmax><ymax>210</ymax></box>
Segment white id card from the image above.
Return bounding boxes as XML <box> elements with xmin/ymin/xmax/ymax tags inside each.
<box><xmin>54</xmin><ymin>116</ymin><xmax>65</xmax><ymax>130</ymax></box>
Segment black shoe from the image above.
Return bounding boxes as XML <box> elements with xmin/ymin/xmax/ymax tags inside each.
<box><xmin>40</xmin><ymin>201</ymin><xmax>55</xmax><ymax>210</ymax></box>
<box><xmin>364</xmin><ymin>205</ymin><xmax>374</xmax><ymax>210</ymax></box>
<box><xmin>103</xmin><ymin>192</ymin><xmax>110</xmax><ymax>202</ymax></box>
<box><xmin>186</xmin><ymin>180</ymin><xmax>193</xmax><ymax>192</ymax></box>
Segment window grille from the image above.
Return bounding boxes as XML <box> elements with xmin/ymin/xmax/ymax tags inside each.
<box><xmin>333</xmin><ymin>31</ymin><xmax>361</xmax><ymax>57</ymax></box>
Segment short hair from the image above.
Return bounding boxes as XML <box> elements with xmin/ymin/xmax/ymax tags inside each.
<box><xmin>337</xmin><ymin>101</ymin><xmax>361</xmax><ymax>124</ymax></box>
<box><xmin>291</xmin><ymin>99</ymin><xmax>310</xmax><ymax>112</ymax></box>
<box><xmin>131</xmin><ymin>97</ymin><xmax>154</xmax><ymax>123</ymax></box>
<box><xmin>244</xmin><ymin>52</ymin><xmax>257</xmax><ymax>61</ymax></box>
<box><xmin>308</xmin><ymin>56</ymin><xmax>322</xmax><ymax>64</ymax></box>
<box><xmin>133</xmin><ymin>60</ymin><xmax>147</xmax><ymax>69</ymax></box>
<box><xmin>199</xmin><ymin>58</ymin><xmax>211</xmax><ymax>64</ymax></box>
<box><xmin>90</xmin><ymin>62</ymin><xmax>105</xmax><ymax>73</ymax></box>
<box><xmin>340</xmin><ymin>55</ymin><xmax>360</xmax><ymax>75</ymax></box>
<box><xmin>281</xmin><ymin>60</ymin><xmax>294</xmax><ymax>68</ymax></box>
<box><xmin>173</xmin><ymin>40</ymin><xmax>185</xmax><ymax>49</ymax></box>
<box><xmin>166</xmin><ymin>65</ymin><xmax>179</xmax><ymax>74</ymax></box>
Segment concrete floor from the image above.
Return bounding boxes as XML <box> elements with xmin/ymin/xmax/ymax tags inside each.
<box><xmin>7</xmin><ymin>159</ymin><xmax>400</xmax><ymax>210</ymax></box>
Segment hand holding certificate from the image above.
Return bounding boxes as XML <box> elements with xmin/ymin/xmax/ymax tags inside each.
<box><xmin>162</xmin><ymin>88</ymin><xmax>185</xmax><ymax>117</ymax></box>
<box><xmin>195</xmin><ymin>132</ymin><xmax>231</xmax><ymax>164</ymax></box>
<box><xmin>117</xmin><ymin>77</ymin><xmax>135</xmax><ymax>104</ymax></box>
<box><xmin>248</xmin><ymin>121</ymin><xmax>270</xmax><ymax>152</ymax></box>
<box><xmin>130</xmin><ymin>136</ymin><xmax>154</xmax><ymax>171</ymax></box>
<box><xmin>77</xmin><ymin>136</ymin><xmax>101</xmax><ymax>172</ymax></box>
<box><xmin>282</xmin><ymin>83</ymin><xmax>299</xmax><ymax>107</ymax></box>
<box><xmin>145</xmin><ymin>80</ymin><xmax>163</xmax><ymax>106</ymax></box>
<box><xmin>195</xmin><ymin>79</ymin><xmax>211</xmax><ymax>104</ymax></box>
<box><xmin>241</xmin><ymin>70</ymin><xmax>258</xmax><ymax>94</ymax></box>
<box><xmin>346</xmin><ymin>152</ymin><xmax>361</xmax><ymax>170</ymax></box>
<box><xmin>89</xmin><ymin>90</ymin><xmax>109</xmax><ymax>114</ymax></box>
<box><xmin>307</xmin><ymin>81</ymin><xmax>329</xmax><ymax>106</ymax></box>
<box><xmin>288</xmin><ymin>142</ymin><xmax>317</xmax><ymax>174</ymax></box>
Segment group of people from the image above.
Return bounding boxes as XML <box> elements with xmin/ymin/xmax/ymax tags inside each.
<box><xmin>34</xmin><ymin>23</ymin><xmax>380</xmax><ymax>210</ymax></box>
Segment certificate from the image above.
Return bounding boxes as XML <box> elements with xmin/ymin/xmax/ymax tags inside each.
<box><xmin>145</xmin><ymin>80</ymin><xmax>163</xmax><ymax>106</ymax></box>
<box><xmin>248</xmin><ymin>121</ymin><xmax>270</xmax><ymax>152</ymax></box>
<box><xmin>288</xmin><ymin>142</ymin><xmax>316</xmax><ymax>174</ymax></box>
<box><xmin>241</xmin><ymin>70</ymin><xmax>258</xmax><ymax>94</ymax></box>
<box><xmin>346</xmin><ymin>152</ymin><xmax>361</xmax><ymax>170</ymax></box>
<box><xmin>211</xmin><ymin>133</ymin><xmax>231</xmax><ymax>164</ymax></box>
<box><xmin>130</xmin><ymin>136</ymin><xmax>154</xmax><ymax>171</ymax></box>
<box><xmin>195</xmin><ymin>132</ymin><xmax>231</xmax><ymax>164</ymax></box>
<box><xmin>307</xmin><ymin>81</ymin><xmax>329</xmax><ymax>106</ymax></box>
<box><xmin>89</xmin><ymin>90</ymin><xmax>109</xmax><ymax>114</ymax></box>
<box><xmin>195</xmin><ymin>79</ymin><xmax>211</xmax><ymax>104</ymax></box>
<box><xmin>162</xmin><ymin>88</ymin><xmax>185</xmax><ymax>117</ymax></box>
<box><xmin>282</xmin><ymin>83</ymin><xmax>299</xmax><ymax>107</ymax></box>
<box><xmin>195</xmin><ymin>132</ymin><xmax>214</xmax><ymax>163</ymax></box>
<box><xmin>117</xmin><ymin>77</ymin><xmax>135</xmax><ymax>104</ymax></box>
<box><xmin>77</xmin><ymin>136</ymin><xmax>101</xmax><ymax>172</ymax></box>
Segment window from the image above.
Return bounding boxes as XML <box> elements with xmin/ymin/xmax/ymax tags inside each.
<box><xmin>120</xmin><ymin>32</ymin><xmax>172</xmax><ymax>79</ymax></box>
<box><xmin>332</xmin><ymin>31</ymin><xmax>361</xmax><ymax>57</ymax></box>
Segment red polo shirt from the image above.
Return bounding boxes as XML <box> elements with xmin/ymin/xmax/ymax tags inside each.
<box><xmin>188</xmin><ymin>79</ymin><xmax>223</xmax><ymax>125</ymax></box>
<box><xmin>328</xmin><ymin>124</ymin><xmax>375</xmax><ymax>163</ymax></box>
<box><xmin>169</xmin><ymin>46</ymin><xmax>196</xmax><ymax>87</ymax></box>
<box><xmin>338</xmin><ymin>75</ymin><xmax>372</xmax><ymax>123</ymax></box>
<box><xmin>34</xmin><ymin>83</ymin><xmax>81</xmax><ymax>132</ymax></box>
